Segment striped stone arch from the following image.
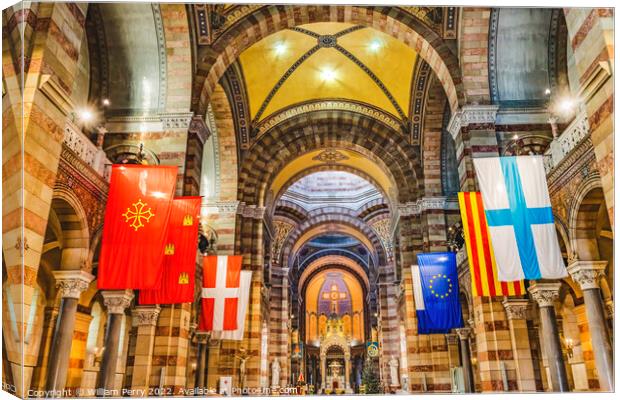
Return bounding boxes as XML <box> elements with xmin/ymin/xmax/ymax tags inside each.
<box><xmin>193</xmin><ymin>5</ymin><xmax>463</xmax><ymax>116</ymax></box>
<box><xmin>42</xmin><ymin>187</ymin><xmax>91</xmax><ymax>272</ymax></box>
<box><xmin>274</xmin><ymin>200</ymin><xmax>309</xmax><ymax>224</ymax></box>
<box><xmin>281</xmin><ymin>208</ymin><xmax>388</xmax><ymax>269</ymax></box>
<box><xmin>567</xmin><ymin>172</ymin><xmax>605</xmax><ymax>260</ymax></box>
<box><xmin>237</xmin><ymin>111</ymin><xmax>422</xmax><ymax>206</ymax></box>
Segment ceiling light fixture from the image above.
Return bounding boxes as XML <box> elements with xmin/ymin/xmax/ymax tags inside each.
<box><xmin>78</xmin><ymin>109</ymin><xmax>94</xmax><ymax>122</ymax></box>
<box><xmin>369</xmin><ymin>40</ymin><xmax>382</xmax><ymax>52</ymax></box>
<box><xmin>274</xmin><ymin>42</ymin><xmax>287</xmax><ymax>55</ymax></box>
<box><xmin>320</xmin><ymin>68</ymin><xmax>337</xmax><ymax>82</ymax></box>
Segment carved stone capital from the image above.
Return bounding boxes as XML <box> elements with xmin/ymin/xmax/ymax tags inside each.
<box><xmin>567</xmin><ymin>260</ymin><xmax>607</xmax><ymax>290</ymax></box>
<box><xmin>195</xmin><ymin>332</ymin><xmax>210</xmax><ymax>344</ymax></box>
<box><xmin>528</xmin><ymin>282</ymin><xmax>561</xmax><ymax>308</ymax></box>
<box><xmin>188</xmin><ymin>115</ymin><xmax>211</xmax><ymax>144</ymax></box>
<box><xmin>455</xmin><ymin>327</ymin><xmax>471</xmax><ymax>340</ymax></box>
<box><xmin>102</xmin><ymin>289</ymin><xmax>134</xmax><ymax>314</ymax></box>
<box><xmin>502</xmin><ymin>299</ymin><xmax>530</xmax><ymax>320</ymax></box>
<box><xmin>445</xmin><ymin>333</ymin><xmax>459</xmax><ymax>345</ymax></box>
<box><xmin>238</xmin><ymin>203</ymin><xmax>265</xmax><ymax>220</ymax></box>
<box><xmin>448</xmin><ymin>104</ymin><xmax>499</xmax><ymax>140</ymax></box>
<box><xmin>53</xmin><ymin>270</ymin><xmax>94</xmax><ymax>299</ymax></box>
<box><xmin>131</xmin><ymin>305</ymin><xmax>161</xmax><ymax>326</ymax></box>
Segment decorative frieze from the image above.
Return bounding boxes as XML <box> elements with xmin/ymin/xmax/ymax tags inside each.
<box><xmin>502</xmin><ymin>299</ymin><xmax>530</xmax><ymax>320</ymax></box>
<box><xmin>448</xmin><ymin>105</ymin><xmax>499</xmax><ymax>140</ymax></box>
<box><xmin>132</xmin><ymin>305</ymin><xmax>161</xmax><ymax>327</ymax></box>
<box><xmin>257</xmin><ymin>101</ymin><xmax>403</xmax><ymax>136</ymax></box>
<box><xmin>567</xmin><ymin>260</ymin><xmax>607</xmax><ymax>290</ymax></box>
<box><xmin>528</xmin><ymin>282</ymin><xmax>561</xmax><ymax>308</ymax></box>
<box><xmin>102</xmin><ymin>289</ymin><xmax>134</xmax><ymax>314</ymax></box>
<box><xmin>271</xmin><ymin>221</ymin><xmax>294</xmax><ymax>264</ymax></box>
<box><xmin>53</xmin><ymin>270</ymin><xmax>95</xmax><ymax>299</ymax></box>
<box><xmin>238</xmin><ymin>203</ymin><xmax>266</xmax><ymax>220</ymax></box>
<box><xmin>397</xmin><ymin>196</ymin><xmax>457</xmax><ymax>216</ymax></box>
<box><xmin>312</xmin><ymin>149</ymin><xmax>349</xmax><ymax>164</ymax></box>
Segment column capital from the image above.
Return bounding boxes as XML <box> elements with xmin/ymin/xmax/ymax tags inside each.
<box><xmin>131</xmin><ymin>305</ymin><xmax>161</xmax><ymax>326</ymax></box>
<box><xmin>528</xmin><ymin>282</ymin><xmax>561</xmax><ymax>308</ymax></box>
<box><xmin>502</xmin><ymin>298</ymin><xmax>530</xmax><ymax>320</ymax></box>
<box><xmin>455</xmin><ymin>327</ymin><xmax>471</xmax><ymax>340</ymax></box>
<box><xmin>102</xmin><ymin>289</ymin><xmax>134</xmax><ymax>314</ymax></box>
<box><xmin>445</xmin><ymin>333</ymin><xmax>459</xmax><ymax>345</ymax></box>
<box><xmin>195</xmin><ymin>332</ymin><xmax>210</xmax><ymax>344</ymax></box>
<box><xmin>567</xmin><ymin>260</ymin><xmax>607</xmax><ymax>290</ymax></box>
<box><xmin>448</xmin><ymin>104</ymin><xmax>499</xmax><ymax>140</ymax></box>
<box><xmin>53</xmin><ymin>270</ymin><xmax>94</xmax><ymax>299</ymax></box>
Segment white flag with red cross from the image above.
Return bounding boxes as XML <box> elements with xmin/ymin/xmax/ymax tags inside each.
<box><xmin>199</xmin><ymin>255</ymin><xmax>251</xmax><ymax>340</ymax></box>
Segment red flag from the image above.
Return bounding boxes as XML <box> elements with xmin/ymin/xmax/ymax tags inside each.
<box><xmin>98</xmin><ymin>165</ymin><xmax>177</xmax><ymax>289</ymax></box>
<box><xmin>139</xmin><ymin>197</ymin><xmax>201</xmax><ymax>304</ymax></box>
<box><xmin>198</xmin><ymin>255</ymin><xmax>243</xmax><ymax>331</ymax></box>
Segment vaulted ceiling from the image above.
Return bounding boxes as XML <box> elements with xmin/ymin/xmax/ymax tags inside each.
<box><xmin>239</xmin><ymin>22</ymin><xmax>418</xmax><ymax>123</ymax></box>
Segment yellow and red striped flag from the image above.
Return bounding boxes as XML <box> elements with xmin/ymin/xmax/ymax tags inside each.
<box><xmin>458</xmin><ymin>192</ymin><xmax>525</xmax><ymax>297</ymax></box>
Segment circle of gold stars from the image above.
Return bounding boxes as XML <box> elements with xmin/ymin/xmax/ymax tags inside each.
<box><xmin>429</xmin><ymin>274</ymin><xmax>453</xmax><ymax>299</ymax></box>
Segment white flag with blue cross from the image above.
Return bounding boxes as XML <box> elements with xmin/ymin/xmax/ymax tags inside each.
<box><xmin>473</xmin><ymin>156</ymin><xmax>567</xmax><ymax>281</ymax></box>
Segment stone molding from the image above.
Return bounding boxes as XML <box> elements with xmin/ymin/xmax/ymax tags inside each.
<box><xmin>53</xmin><ymin>270</ymin><xmax>95</xmax><ymax>299</ymax></box>
<box><xmin>102</xmin><ymin>289</ymin><xmax>134</xmax><ymax>314</ymax></box>
<box><xmin>105</xmin><ymin>112</ymin><xmax>194</xmax><ymax>131</ymax></box>
<box><xmin>528</xmin><ymin>282</ymin><xmax>561</xmax><ymax>308</ymax></box>
<box><xmin>502</xmin><ymin>299</ymin><xmax>530</xmax><ymax>320</ymax></box>
<box><xmin>397</xmin><ymin>196</ymin><xmax>458</xmax><ymax>216</ymax></box>
<box><xmin>203</xmin><ymin>200</ymin><xmax>241</xmax><ymax>215</ymax></box>
<box><xmin>455</xmin><ymin>327</ymin><xmax>471</xmax><ymax>340</ymax></box>
<box><xmin>131</xmin><ymin>305</ymin><xmax>161</xmax><ymax>327</ymax></box>
<box><xmin>237</xmin><ymin>203</ymin><xmax>266</xmax><ymax>219</ymax></box>
<box><xmin>448</xmin><ymin>105</ymin><xmax>499</xmax><ymax>140</ymax></box>
<box><xmin>567</xmin><ymin>260</ymin><xmax>608</xmax><ymax>290</ymax></box>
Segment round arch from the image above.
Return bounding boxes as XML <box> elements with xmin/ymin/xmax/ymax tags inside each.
<box><xmin>238</xmin><ymin>111</ymin><xmax>422</xmax><ymax>206</ymax></box>
<box><xmin>193</xmin><ymin>5</ymin><xmax>463</xmax><ymax>116</ymax></box>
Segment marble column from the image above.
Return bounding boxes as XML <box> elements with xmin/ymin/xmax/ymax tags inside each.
<box><xmin>455</xmin><ymin>328</ymin><xmax>474</xmax><ymax>393</ymax></box>
<box><xmin>97</xmin><ymin>290</ymin><xmax>134</xmax><ymax>396</ymax></box>
<box><xmin>194</xmin><ymin>332</ymin><xmax>209</xmax><ymax>393</ymax></box>
<box><xmin>344</xmin><ymin>354</ymin><xmax>351</xmax><ymax>392</ymax></box>
<box><xmin>567</xmin><ymin>261</ymin><xmax>613</xmax><ymax>391</ymax></box>
<box><xmin>502</xmin><ymin>299</ymin><xmax>536</xmax><ymax>391</ymax></box>
<box><xmin>320</xmin><ymin>355</ymin><xmax>326</xmax><ymax>392</ymax></box>
<box><xmin>529</xmin><ymin>282</ymin><xmax>569</xmax><ymax>392</ymax></box>
<box><xmin>129</xmin><ymin>305</ymin><xmax>160</xmax><ymax>395</ymax></box>
<box><xmin>45</xmin><ymin>270</ymin><xmax>94</xmax><ymax>395</ymax></box>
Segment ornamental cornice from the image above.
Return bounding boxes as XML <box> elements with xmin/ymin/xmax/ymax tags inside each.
<box><xmin>53</xmin><ymin>270</ymin><xmax>94</xmax><ymax>299</ymax></box>
<box><xmin>237</xmin><ymin>203</ymin><xmax>266</xmax><ymax>220</ymax></box>
<box><xmin>203</xmin><ymin>200</ymin><xmax>240</xmax><ymax>214</ymax></box>
<box><xmin>528</xmin><ymin>282</ymin><xmax>561</xmax><ymax>308</ymax></box>
<box><xmin>567</xmin><ymin>260</ymin><xmax>608</xmax><ymax>290</ymax></box>
<box><xmin>448</xmin><ymin>105</ymin><xmax>499</xmax><ymax>140</ymax></box>
<box><xmin>398</xmin><ymin>196</ymin><xmax>455</xmax><ymax>216</ymax></box>
<box><xmin>131</xmin><ymin>305</ymin><xmax>161</xmax><ymax>327</ymax></box>
<box><xmin>102</xmin><ymin>289</ymin><xmax>134</xmax><ymax>314</ymax></box>
<box><xmin>256</xmin><ymin>100</ymin><xmax>403</xmax><ymax>136</ymax></box>
<box><xmin>502</xmin><ymin>299</ymin><xmax>530</xmax><ymax>320</ymax></box>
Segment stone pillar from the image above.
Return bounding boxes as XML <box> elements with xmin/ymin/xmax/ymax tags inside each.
<box><xmin>194</xmin><ymin>333</ymin><xmax>209</xmax><ymax>393</ymax></box>
<box><xmin>45</xmin><ymin>270</ymin><xmax>94</xmax><ymax>395</ymax></box>
<box><xmin>502</xmin><ymin>299</ymin><xmax>536</xmax><ymax>391</ymax></box>
<box><xmin>344</xmin><ymin>354</ymin><xmax>351</xmax><ymax>392</ymax></box>
<box><xmin>528</xmin><ymin>282</ymin><xmax>569</xmax><ymax>392</ymax></box>
<box><xmin>567</xmin><ymin>261</ymin><xmax>613</xmax><ymax>391</ymax></box>
<box><xmin>455</xmin><ymin>328</ymin><xmax>474</xmax><ymax>393</ymax></box>
<box><xmin>320</xmin><ymin>355</ymin><xmax>326</xmax><ymax>392</ymax></box>
<box><xmin>98</xmin><ymin>290</ymin><xmax>134</xmax><ymax>396</ymax></box>
<box><xmin>129</xmin><ymin>305</ymin><xmax>160</xmax><ymax>395</ymax></box>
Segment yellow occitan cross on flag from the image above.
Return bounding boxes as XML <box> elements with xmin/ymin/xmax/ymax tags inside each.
<box><xmin>122</xmin><ymin>199</ymin><xmax>155</xmax><ymax>231</ymax></box>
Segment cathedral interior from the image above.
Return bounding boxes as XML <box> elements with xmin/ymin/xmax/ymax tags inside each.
<box><xmin>1</xmin><ymin>2</ymin><xmax>615</xmax><ymax>397</ymax></box>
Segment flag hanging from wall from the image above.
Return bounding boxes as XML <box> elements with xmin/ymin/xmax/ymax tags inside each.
<box><xmin>139</xmin><ymin>196</ymin><xmax>202</xmax><ymax>304</ymax></box>
<box><xmin>411</xmin><ymin>252</ymin><xmax>463</xmax><ymax>334</ymax></box>
<box><xmin>458</xmin><ymin>192</ymin><xmax>525</xmax><ymax>296</ymax></box>
<box><xmin>98</xmin><ymin>165</ymin><xmax>178</xmax><ymax>289</ymax></box>
<box><xmin>473</xmin><ymin>156</ymin><xmax>567</xmax><ymax>281</ymax></box>
<box><xmin>199</xmin><ymin>255</ymin><xmax>252</xmax><ymax>340</ymax></box>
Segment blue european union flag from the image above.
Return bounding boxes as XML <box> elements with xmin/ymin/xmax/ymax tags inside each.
<box><xmin>413</xmin><ymin>252</ymin><xmax>463</xmax><ymax>334</ymax></box>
